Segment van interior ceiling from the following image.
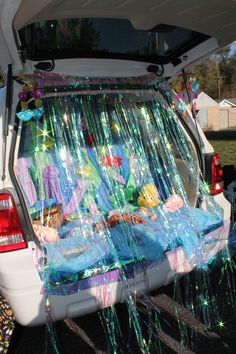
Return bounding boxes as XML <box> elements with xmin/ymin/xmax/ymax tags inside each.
<box><xmin>13</xmin><ymin>0</ymin><xmax>236</xmax><ymax>47</ymax></box>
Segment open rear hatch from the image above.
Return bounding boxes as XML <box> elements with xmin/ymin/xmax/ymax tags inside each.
<box><xmin>4</xmin><ymin>0</ymin><xmax>234</xmax><ymax>77</ymax></box>
<box><xmin>13</xmin><ymin>0</ymin><xmax>236</xmax><ymax>47</ymax></box>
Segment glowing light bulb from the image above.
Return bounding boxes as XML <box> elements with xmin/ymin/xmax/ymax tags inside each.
<box><xmin>59</xmin><ymin>147</ymin><xmax>67</xmax><ymax>160</ymax></box>
<box><xmin>111</xmin><ymin>122</ymin><xmax>120</xmax><ymax>133</ymax></box>
<box><xmin>141</xmin><ymin>107</ymin><xmax>146</xmax><ymax>115</ymax></box>
<box><xmin>166</xmin><ymin>143</ymin><xmax>171</xmax><ymax>150</ymax></box>
<box><xmin>218</xmin><ymin>321</ymin><xmax>225</xmax><ymax>328</ymax></box>
<box><xmin>204</xmin><ymin>183</ymin><xmax>211</xmax><ymax>193</ymax></box>
<box><xmin>42</xmin><ymin>129</ymin><xmax>49</xmax><ymax>138</ymax></box>
<box><xmin>34</xmin><ymin>145</ymin><xmax>40</xmax><ymax>153</ymax></box>
<box><xmin>202</xmin><ymin>299</ymin><xmax>209</xmax><ymax>306</ymax></box>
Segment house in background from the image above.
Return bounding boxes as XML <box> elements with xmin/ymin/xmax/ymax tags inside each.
<box><xmin>195</xmin><ymin>92</ymin><xmax>236</xmax><ymax>130</ymax></box>
<box><xmin>218</xmin><ymin>98</ymin><xmax>236</xmax><ymax>129</ymax></box>
<box><xmin>195</xmin><ymin>92</ymin><xmax>220</xmax><ymax>130</ymax></box>
<box><xmin>218</xmin><ymin>98</ymin><xmax>236</xmax><ymax>108</ymax></box>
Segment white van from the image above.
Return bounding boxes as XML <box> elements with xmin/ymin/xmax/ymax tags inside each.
<box><xmin>0</xmin><ymin>0</ymin><xmax>232</xmax><ymax>326</ymax></box>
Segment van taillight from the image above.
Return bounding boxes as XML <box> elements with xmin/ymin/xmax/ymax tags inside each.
<box><xmin>211</xmin><ymin>154</ymin><xmax>223</xmax><ymax>195</ymax></box>
<box><xmin>0</xmin><ymin>194</ymin><xmax>27</xmax><ymax>252</ymax></box>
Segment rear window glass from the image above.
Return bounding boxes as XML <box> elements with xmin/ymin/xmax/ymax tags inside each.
<box><xmin>16</xmin><ymin>83</ymin><xmax>199</xmax><ymax>220</ymax></box>
<box><xmin>19</xmin><ymin>18</ymin><xmax>209</xmax><ymax>63</ymax></box>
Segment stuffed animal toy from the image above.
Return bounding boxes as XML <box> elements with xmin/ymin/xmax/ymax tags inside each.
<box><xmin>163</xmin><ymin>194</ymin><xmax>184</xmax><ymax>212</ymax></box>
<box><xmin>137</xmin><ymin>183</ymin><xmax>160</xmax><ymax>208</ymax></box>
<box><xmin>137</xmin><ymin>184</ymin><xmax>184</xmax><ymax>215</ymax></box>
<box><xmin>137</xmin><ymin>183</ymin><xmax>159</xmax><ymax>221</ymax></box>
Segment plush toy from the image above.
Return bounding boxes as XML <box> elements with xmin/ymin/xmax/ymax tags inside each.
<box><xmin>137</xmin><ymin>183</ymin><xmax>160</xmax><ymax>208</ymax></box>
<box><xmin>137</xmin><ymin>183</ymin><xmax>159</xmax><ymax>221</ymax></box>
<box><xmin>163</xmin><ymin>194</ymin><xmax>184</xmax><ymax>212</ymax></box>
<box><xmin>137</xmin><ymin>184</ymin><xmax>184</xmax><ymax>215</ymax></box>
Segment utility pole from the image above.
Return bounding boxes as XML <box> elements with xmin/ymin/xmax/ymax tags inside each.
<box><xmin>216</xmin><ymin>76</ymin><xmax>221</xmax><ymax>100</ymax></box>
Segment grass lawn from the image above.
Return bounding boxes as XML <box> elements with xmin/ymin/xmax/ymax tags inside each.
<box><xmin>209</xmin><ymin>140</ymin><xmax>236</xmax><ymax>167</ymax></box>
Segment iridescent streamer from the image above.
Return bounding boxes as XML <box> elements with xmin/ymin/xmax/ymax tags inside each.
<box><xmin>15</xmin><ymin>73</ymin><xmax>233</xmax><ymax>352</ymax></box>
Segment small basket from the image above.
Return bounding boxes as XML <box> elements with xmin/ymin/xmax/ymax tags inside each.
<box><xmin>32</xmin><ymin>204</ymin><xmax>63</xmax><ymax>228</ymax></box>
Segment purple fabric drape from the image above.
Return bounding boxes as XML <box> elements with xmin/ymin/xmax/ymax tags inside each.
<box><xmin>64</xmin><ymin>181</ymin><xmax>88</xmax><ymax>215</ymax></box>
<box><xmin>44</xmin><ymin>166</ymin><xmax>65</xmax><ymax>208</ymax></box>
<box><xmin>44</xmin><ymin>165</ymin><xmax>88</xmax><ymax>214</ymax></box>
<box><xmin>17</xmin><ymin>158</ymin><xmax>37</xmax><ymax>207</ymax></box>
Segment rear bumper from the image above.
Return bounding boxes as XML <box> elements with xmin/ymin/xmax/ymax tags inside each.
<box><xmin>201</xmin><ymin>193</ymin><xmax>232</xmax><ymax>220</ymax></box>
<box><xmin>0</xmin><ymin>247</ymin><xmax>175</xmax><ymax>326</ymax></box>
<box><xmin>0</xmin><ymin>251</ymin><xmax>174</xmax><ymax>326</ymax></box>
<box><xmin>0</xmin><ymin>221</ymin><xmax>230</xmax><ymax>326</ymax></box>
